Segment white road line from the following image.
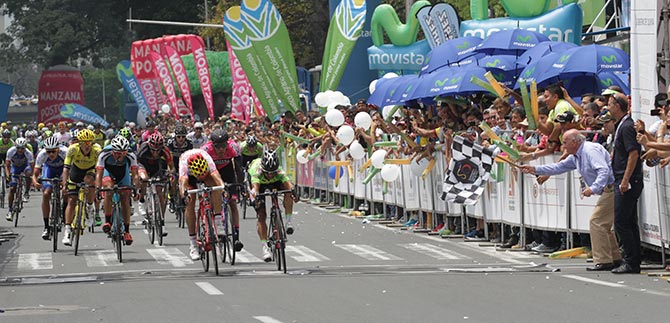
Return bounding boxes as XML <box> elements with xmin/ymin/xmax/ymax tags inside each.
<box><xmin>17</xmin><ymin>253</ymin><xmax>53</xmax><ymax>270</ymax></box>
<box><xmin>253</xmin><ymin>316</ymin><xmax>284</xmax><ymax>323</ymax></box>
<box><xmin>562</xmin><ymin>274</ymin><xmax>624</xmax><ymax>288</ymax></box>
<box><xmin>195</xmin><ymin>282</ymin><xmax>223</xmax><ymax>295</ymax></box>
<box><xmin>285</xmin><ymin>245</ymin><xmax>330</xmax><ymax>262</ymax></box>
<box><xmin>235</xmin><ymin>249</ymin><xmax>263</xmax><ymax>263</ymax></box>
<box><xmin>400</xmin><ymin>243</ymin><xmax>470</xmax><ymax>260</ymax></box>
<box><xmin>147</xmin><ymin>248</ymin><xmax>194</xmax><ymax>267</ymax></box>
<box><xmin>334</xmin><ymin>244</ymin><xmax>401</xmax><ymax>261</ymax></box>
<box><xmin>84</xmin><ymin>250</ymin><xmax>123</xmax><ymax>267</ymax></box>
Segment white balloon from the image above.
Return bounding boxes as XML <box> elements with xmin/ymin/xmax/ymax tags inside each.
<box><xmin>327</xmin><ymin>102</ymin><xmax>339</xmax><ymax>111</ymax></box>
<box><xmin>341</xmin><ymin>96</ymin><xmax>351</xmax><ymax>106</ymax></box>
<box><xmin>375</xmin><ymin>128</ymin><xmax>384</xmax><ymax>137</ymax></box>
<box><xmin>382</xmin><ymin>105</ymin><xmax>400</xmax><ymax>120</ymax></box>
<box><xmin>336</xmin><ymin>125</ymin><xmax>355</xmax><ymax>146</ymax></box>
<box><xmin>315</xmin><ymin>92</ymin><xmax>328</xmax><ymax>107</ymax></box>
<box><xmin>410</xmin><ymin>157</ymin><xmax>430</xmax><ymax>176</ymax></box>
<box><xmin>296</xmin><ymin>149</ymin><xmax>309</xmax><ymax>164</ymax></box>
<box><xmin>381</xmin><ymin>164</ymin><xmax>400</xmax><ymax>182</ymax></box>
<box><xmin>371</xmin><ymin>149</ymin><xmax>387</xmax><ymax>169</ymax></box>
<box><xmin>383</xmin><ymin>72</ymin><xmax>399</xmax><ymax>79</ymax></box>
<box><xmin>349</xmin><ymin>141</ymin><xmax>366</xmax><ymax>160</ymax></box>
<box><xmin>354</xmin><ymin>112</ymin><xmax>372</xmax><ymax>130</ymax></box>
<box><xmin>325</xmin><ymin>109</ymin><xmax>345</xmax><ymax>127</ymax></box>
<box><xmin>369</xmin><ymin>79</ymin><xmax>378</xmax><ymax>94</ymax></box>
<box><xmin>161</xmin><ymin>104</ymin><xmax>171</xmax><ymax>113</ymax></box>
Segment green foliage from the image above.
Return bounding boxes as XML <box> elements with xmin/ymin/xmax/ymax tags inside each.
<box><xmin>81</xmin><ymin>67</ymin><xmax>120</xmax><ymax>121</ymax></box>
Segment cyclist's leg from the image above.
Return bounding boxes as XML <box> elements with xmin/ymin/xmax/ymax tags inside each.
<box><xmin>22</xmin><ymin>166</ymin><xmax>32</xmax><ymax>200</ymax></box>
<box><xmin>41</xmin><ymin>167</ymin><xmax>54</xmax><ymax>229</ymax></box>
<box><xmin>7</xmin><ymin>165</ymin><xmax>18</xmax><ymax>213</ymax></box>
<box><xmin>116</xmin><ymin>170</ymin><xmax>133</xmax><ymax>244</ymax></box>
<box><xmin>280</xmin><ymin>181</ymin><xmax>294</xmax><ymax>234</ymax></box>
<box><xmin>255</xmin><ymin>184</ymin><xmax>269</xmax><ymax>241</ymax></box>
<box><xmin>137</xmin><ymin>166</ymin><xmax>148</xmax><ymax>215</ymax></box>
<box><xmin>84</xmin><ymin>170</ymin><xmax>96</xmax><ymax>217</ymax></box>
<box><xmin>185</xmin><ymin>176</ymin><xmax>199</xmax><ymax>260</ymax></box>
<box><xmin>101</xmin><ymin>173</ymin><xmax>115</xmax><ymax>234</ymax></box>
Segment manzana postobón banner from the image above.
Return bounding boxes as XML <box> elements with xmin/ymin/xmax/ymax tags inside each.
<box><xmin>38</xmin><ymin>66</ymin><xmax>85</xmax><ymax>124</ymax></box>
<box><xmin>189</xmin><ymin>36</ymin><xmax>215</xmax><ymax>120</ymax></box>
<box><xmin>320</xmin><ymin>0</ymin><xmax>366</xmax><ymax>92</ymax></box>
<box><xmin>224</xmin><ymin>5</ymin><xmax>283</xmax><ymax>121</ymax></box>
<box><xmin>60</xmin><ymin>103</ymin><xmax>109</xmax><ymax>127</ymax></box>
<box><xmin>116</xmin><ymin>60</ymin><xmax>152</xmax><ymax>118</ymax></box>
<box><xmin>239</xmin><ymin>0</ymin><xmax>300</xmax><ymax>115</ymax></box>
<box><xmin>226</xmin><ymin>39</ymin><xmax>264</xmax><ymax>124</ymax></box>
<box><xmin>149</xmin><ymin>51</ymin><xmax>180</xmax><ymax>117</ymax></box>
<box><xmin>162</xmin><ymin>44</ymin><xmax>194</xmax><ymax>118</ymax></box>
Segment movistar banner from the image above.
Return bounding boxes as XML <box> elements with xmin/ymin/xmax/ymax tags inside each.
<box><xmin>116</xmin><ymin>60</ymin><xmax>151</xmax><ymax>118</ymax></box>
<box><xmin>367</xmin><ymin>40</ymin><xmax>430</xmax><ymax>71</ymax></box>
<box><xmin>60</xmin><ymin>103</ymin><xmax>109</xmax><ymax>127</ymax></box>
<box><xmin>461</xmin><ymin>3</ymin><xmax>583</xmax><ymax>45</ymax></box>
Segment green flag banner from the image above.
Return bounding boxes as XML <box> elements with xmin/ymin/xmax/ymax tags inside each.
<box><xmin>320</xmin><ymin>0</ymin><xmax>366</xmax><ymax>92</ymax></box>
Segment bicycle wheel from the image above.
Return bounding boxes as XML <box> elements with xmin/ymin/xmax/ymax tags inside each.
<box><xmin>145</xmin><ymin>199</ymin><xmax>155</xmax><ymax>245</ymax></box>
<box><xmin>198</xmin><ymin>215</ymin><xmax>209</xmax><ymax>272</ymax></box>
<box><xmin>73</xmin><ymin>200</ymin><xmax>84</xmax><ymax>256</ymax></box>
<box><xmin>51</xmin><ymin>198</ymin><xmax>60</xmax><ymax>252</ymax></box>
<box><xmin>209</xmin><ymin>219</ymin><xmax>219</xmax><ymax>275</ymax></box>
<box><xmin>275</xmin><ymin>212</ymin><xmax>287</xmax><ymax>274</ymax></box>
<box><xmin>113</xmin><ymin>204</ymin><xmax>123</xmax><ymax>263</ymax></box>
<box><xmin>267</xmin><ymin>211</ymin><xmax>277</xmax><ymax>266</ymax></box>
<box><xmin>226</xmin><ymin>203</ymin><xmax>236</xmax><ymax>265</ymax></box>
<box><xmin>0</xmin><ymin>175</ymin><xmax>5</xmax><ymax>209</ymax></box>
<box><xmin>154</xmin><ymin>195</ymin><xmax>163</xmax><ymax>246</ymax></box>
<box><xmin>218</xmin><ymin>208</ymin><xmax>229</xmax><ymax>264</ymax></box>
<box><xmin>13</xmin><ymin>184</ymin><xmax>22</xmax><ymax>227</ymax></box>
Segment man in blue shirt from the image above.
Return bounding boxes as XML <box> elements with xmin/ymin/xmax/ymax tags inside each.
<box><xmin>519</xmin><ymin>129</ymin><xmax>621</xmax><ymax>271</ymax></box>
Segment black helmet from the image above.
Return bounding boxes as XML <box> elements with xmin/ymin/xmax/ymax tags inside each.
<box><xmin>261</xmin><ymin>149</ymin><xmax>279</xmax><ymax>173</ymax></box>
<box><xmin>2</xmin><ymin>129</ymin><xmax>10</xmax><ymax>138</ymax></box>
<box><xmin>174</xmin><ymin>124</ymin><xmax>188</xmax><ymax>136</ymax></box>
<box><xmin>209</xmin><ymin>129</ymin><xmax>228</xmax><ymax>144</ymax></box>
<box><xmin>246</xmin><ymin>135</ymin><xmax>257</xmax><ymax>147</ymax></box>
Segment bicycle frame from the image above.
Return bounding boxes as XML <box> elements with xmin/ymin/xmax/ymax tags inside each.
<box><xmin>10</xmin><ymin>174</ymin><xmax>29</xmax><ymax>227</ymax></box>
<box><xmin>144</xmin><ymin>175</ymin><xmax>168</xmax><ymax>246</ymax></box>
<box><xmin>72</xmin><ymin>182</ymin><xmax>91</xmax><ymax>256</ymax></box>
<box><xmin>39</xmin><ymin>177</ymin><xmax>63</xmax><ymax>252</ymax></box>
<box><xmin>257</xmin><ymin>189</ymin><xmax>292</xmax><ymax>273</ymax></box>
<box><xmin>99</xmin><ymin>185</ymin><xmax>134</xmax><ymax>263</ymax></box>
<box><xmin>187</xmin><ymin>184</ymin><xmax>226</xmax><ymax>275</ymax></box>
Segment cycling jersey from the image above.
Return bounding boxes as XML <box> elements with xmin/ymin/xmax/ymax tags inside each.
<box><xmin>248</xmin><ymin>158</ymin><xmax>289</xmax><ymax>185</ymax></box>
<box><xmin>141</xmin><ymin>129</ymin><xmax>159</xmax><ymax>143</ymax></box>
<box><xmin>96</xmin><ymin>146</ymin><xmax>139</xmax><ymax>185</ymax></box>
<box><xmin>178</xmin><ymin>149</ymin><xmax>217</xmax><ymax>179</ymax></box>
<box><xmin>6</xmin><ymin>146</ymin><xmax>34</xmax><ymax>168</ymax></box>
<box><xmin>0</xmin><ymin>138</ymin><xmax>14</xmax><ymax>160</ymax></box>
<box><xmin>186</xmin><ymin>132</ymin><xmax>208</xmax><ymax>149</ymax></box>
<box><xmin>55</xmin><ymin>131</ymin><xmax>72</xmax><ymax>146</ymax></box>
<box><xmin>166</xmin><ymin>137</ymin><xmax>193</xmax><ymax>167</ymax></box>
<box><xmin>201</xmin><ymin>140</ymin><xmax>240</xmax><ymax>170</ymax></box>
<box><xmin>94</xmin><ymin>132</ymin><xmax>105</xmax><ymax>147</ymax></box>
<box><xmin>35</xmin><ymin>146</ymin><xmax>67</xmax><ymax>170</ymax></box>
<box><xmin>64</xmin><ymin>143</ymin><xmax>102</xmax><ymax>170</ymax></box>
<box><xmin>136</xmin><ymin>142</ymin><xmax>173</xmax><ymax>177</ymax></box>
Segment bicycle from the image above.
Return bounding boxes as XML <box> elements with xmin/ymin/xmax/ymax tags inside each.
<box><xmin>98</xmin><ymin>185</ymin><xmax>135</xmax><ymax>263</ymax></box>
<box><xmin>219</xmin><ymin>183</ymin><xmax>245</xmax><ymax>265</ymax></box>
<box><xmin>9</xmin><ymin>174</ymin><xmax>30</xmax><ymax>227</ymax></box>
<box><xmin>256</xmin><ymin>189</ymin><xmax>293</xmax><ymax>273</ymax></box>
<box><xmin>143</xmin><ymin>174</ymin><xmax>169</xmax><ymax>246</ymax></box>
<box><xmin>71</xmin><ymin>182</ymin><xmax>93</xmax><ymax>256</ymax></box>
<box><xmin>167</xmin><ymin>174</ymin><xmax>186</xmax><ymax>228</ymax></box>
<box><xmin>0</xmin><ymin>167</ymin><xmax>6</xmax><ymax>209</ymax></box>
<box><xmin>186</xmin><ymin>184</ymin><xmax>225</xmax><ymax>275</ymax></box>
<box><xmin>239</xmin><ymin>169</ymin><xmax>252</xmax><ymax>220</ymax></box>
<box><xmin>39</xmin><ymin>177</ymin><xmax>64</xmax><ymax>252</ymax></box>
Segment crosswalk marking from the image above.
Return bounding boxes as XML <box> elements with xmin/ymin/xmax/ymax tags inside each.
<box><xmin>18</xmin><ymin>253</ymin><xmax>52</xmax><ymax>270</ymax></box>
<box><xmin>285</xmin><ymin>245</ymin><xmax>330</xmax><ymax>262</ymax></box>
<box><xmin>334</xmin><ymin>244</ymin><xmax>401</xmax><ymax>261</ymax></box>
<box><xmin>235</xmin><ymin>249</ymin><xmax>264</xmax><ymax>263</ymax></box>
<box><xmin>254</xmin><ymin>316</ymin><xmax>284</xmax><ymax>323</ymax></box>
<box><xmin>195</xmin><ymin>282</ymin><xmax>224</xmax><ymax>295</ymax></box>
<box><xmin>84</xmin><ymin>250</ymin><xmax>123</xmax><ymax>267</ymax></box>
<box><xmin>400</xmin><ymin>243</ymin><xmax>469</xmax><ymax>260</ymax></box>
<box><xmin>146</xmin><ymin>248</ymin><xmax>193</xmax><ymax>267</ymax></box>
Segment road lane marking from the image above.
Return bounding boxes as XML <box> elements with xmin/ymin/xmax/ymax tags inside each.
<box><xmin>399</xmin><ymin>243</ymin><xmax>470</xmax><ymax>260</ymax></box>
<box><xmin>235</xmin><ymin>249</ymin><xmax>263</xmax><ymax>263</ymax></box>
<box><xmin>84</xmin><ymin>250</ymin><xmax>123</xmax><ymax>267</ymax></box>
<box><xmin>562</xmin><ymin>275</ymin><xmax>624</xmax><ymax>288</ymax></box>
<box><xmin>17</xmin><ymin>253</ymin><xmax>52</xmax><ymax>270</ymax></box>
<box><xmin>195</xmin><ymin>282</ymin><xmax>223</xmax><ymax>295</ymax></box>
<box><xmin>253</xmin><ymin>316</ymin><xmax>284</xmax><ymax>323</ymax></box>
<box><xmin>147</xmin><ymin>248</ymin><xmax>194</xmax><ymax>267</ymax></box>
<box><xmin>334</xmin><ymin>244</ymin><xmax>401</xmax><ymax>261</ymax></box>
<box><xmin>285</xmin><ymin>245</ymin><xmax>330</xmax><ymax>262</ymax></box>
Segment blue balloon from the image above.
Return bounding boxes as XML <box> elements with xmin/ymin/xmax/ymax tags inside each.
<box><xmin>328</xmin><ymin>166</ymin><xmax>344</xmax><ymax>179</ymax></box>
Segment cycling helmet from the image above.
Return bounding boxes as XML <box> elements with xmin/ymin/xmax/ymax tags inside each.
<box><xmin>70</xmin><ymin>129</ymin><xmax>80</xmax><ymax>140</ymax></box>
<box><xmin>111</xmin><ymin>135</ymin><xmax>130</xmax><ymax>151</ymax></box>
<box><xmin>209</xmin><ymin>129</ymin><xmax>228</xmax><ymax>144</ymax></box>
<box><xmin>2</xmin><ymin>129</ymin><xmax>10</xmax><ymax>138</ymax></box>
<box><xmin>174</xmin><ymin>124</ymin><xmax>188</xmax><ymax>136</ymax></box>
<box><xmin>43</xmin><ymin>130</ymin><xmax>53</xmax><ymax>138</ymax></box>
<box><xmin>246</xmin><ymin>135</ymin><xmax>258</xmax><ymax>147</ymax></box>
<box><xmin>261</xmin><ymin>149</ymin><xmax>279</xmax><ymax>173</ymax></box>
<box><xmin>147</xmin><ymin>120</ymin><xmax>157</xmax><ymax>127</ymax></box>
<box><xmin>78</xmin><ymin>129</ymin><xmax>95</xmax><ymax>142</ymax></box>
<box><xmin>148</xmin><ymin>132</ymin><xmax>164</xmax><ymax>149</ymax></box>
<box><xmin>38</xmin><ymin>123</ymin><xmax>44</xmax><ymax>129</ymax></box>
<box><xmin>87</xmin><ymin>125</ymin><xmax>94</xmax><ymax>130</ymax></box>
<box><xmin>14</xmin><ymin>137</ymin><xmax>27</xmax><ymax>148</ymax></box>
<box><xmin>26</xmin><ymin>130</ymin><xmax>37</xmax><ymax>137</ymax></box>
<box><xmin>43</xmin><ymin>136</ymin><xmax>60</xmax><ymax>150</ymax></box>
<box><xmin>118</xmin><ymin>127</ymin><xmax>131</xmax><ymax>139</ymax></box>
<box><xmin>187</xmin><ymin>154</ymin><xmax>209</xmax><ymax>178</ymax></box>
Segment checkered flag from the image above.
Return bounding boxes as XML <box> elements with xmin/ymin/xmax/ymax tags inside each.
<box><xmin>441</xmin><ymin>135</ymin><xmax>495</xmax><ymax>205</ymax></box>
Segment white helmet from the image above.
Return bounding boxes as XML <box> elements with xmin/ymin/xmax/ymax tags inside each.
<box><xmin>194</xmin><ymin>122</ymin><xmax>204</xmax><ymax>129</ymax></box>
<box><xmin>43</xmin><ymin>136</ymin><xmax>60</xmax><ymax>150</ymax></box>
<box><xmin>87</xmin><ymin>125</ymin><xmax>94</xmax><ymax>130</ymax></box>
<box><xmin>111</xmin><ymin>135</ymin><xmax>130</xmax><ymax>151</ymax></box>
<box><xmin>14</xmin><ymin>137</ymin><xmax>27</xmax><ymax>148</ymax></box>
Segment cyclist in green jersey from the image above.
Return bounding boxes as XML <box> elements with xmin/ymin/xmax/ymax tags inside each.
<box><xmin>239</xmin><ymin>135</ymin><xmax>264</xmax><ymax>168</ymax></box>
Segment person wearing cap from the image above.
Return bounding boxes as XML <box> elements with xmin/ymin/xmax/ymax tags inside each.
<box><xmin>608</xmin><ymin>91</ymin><xmax>644</xmax><ymax>274</ymax></box>
<box><xmin>519</xmin><ymin>110</ymin><xmax>580</xmax><ymax>162</ymax></box>
<box><xmin>187</xmin><ymin>122</ymin><xmax>208</xmax><ymax>149</ymax></box>
<box><xmin>75</xmin><ymin>122</ymin><xmax>85</xmax><ymax>130</ymax></box>
<box><xmin>596</xmin><ymin>110</ymin><xmax>616</xmax><ymax>151</ymax></box>
<box><xmin>520</xmin><ymin>129</ymin><xmax>620</xmax><ymax>270</ymax></box>
<box><xmin>141</xmin><ymin>120</ymin><xmax>158</xmax><ymax>143</ymax></box>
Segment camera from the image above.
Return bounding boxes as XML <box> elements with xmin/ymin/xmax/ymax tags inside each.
<box><xmin>651</xmin><ymin>109</ymin><xmax>662</xmax><ymax>116</ymax></box>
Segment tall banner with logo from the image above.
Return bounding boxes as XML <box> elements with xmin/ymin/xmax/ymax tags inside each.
<box><xmin>416</xmin><ymin>3</ymin><xmax>459</xmax><ymax>49</ymax></box>
<box><xmin>189</xmin><ymin>36</ymin><xmax>215</xmax><ymax>120</ymax></box>
<box><xmin>162</xmin><ymin>44</ymin><xmax>194</xmax><ymax>118</ymax></box>
<box><xmin>320</xmin><ymin>0</ymin><xmax>367</xmax><ymax>91</ymax></box>
<box><xmin>239</xmin><ymin>0</ymin><xmax>300</xmax><ymax>114</ymax></box>
<box><xmin>38</xmin><ymin>66</ymin><xmax>85</xmax><ymax>124</ymax></box>
<box><xmin>226</xmin><ymin>39</ymin><xmax>263</xmax><ymax>124</ymax></box>
<box><xmin>149</xmin><ymin>51</ymin><xmax>180</xmax><ymax>117</ymax></box>
<box><xmin>0</xmin><ymin>82</ymin><xmax>13</xmax><ymax>122</ymax></box>
<box><xmin>60</xmin><ymin>103</ymin><xmax>109</xmax><ymax>127</ymax></box>
<box><xmin>116</xmin><ymin>60</ymin><xmax>152</xmax><ymax>119</ymax></box>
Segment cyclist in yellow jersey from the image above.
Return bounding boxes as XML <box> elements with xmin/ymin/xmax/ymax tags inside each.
<box><xmin>61</xmin><ymin>129</ymin><xmax>102</xmax><ymax>246</ymax></box>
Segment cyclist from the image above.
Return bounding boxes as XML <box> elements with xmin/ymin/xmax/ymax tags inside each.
<box><xmin>117</xmin><ymin>127</ymin><xmax>137</xmax><ymax>152</ymax></box>
<box><xmin>187</xmin><ymin>122</ymin><xmax>208</xmax><ymax>148</ymax></box>
<box><xmin>179</xmin><ymin>149</ymin><xmax>226</xmax><ymax>260</ymax></box>
<box><xmin>202</xmin><ymin>129</ymin><xmax>244</xmax><ymax>252</ymax></box>
<box><xmin>61</xmin><ymin>129</ymin><xmax>101</xmax><ymax>246</ymax></box>
<box><xmin>239</xmin><ymin>135</ymin><xmax>264</xmax><ymax>168</ymax></box>
<box><xmin>141</xmin><ymin>120</ymin><xmax>158</xmax><ymax>143</ymax></box>
<box><xmin>5</xmin><ymin>138</ymin><xmax>35</xmax><ymax>222</ymax></box>
<box><xmin>166</xmin><ymin>124</ymin><xmax>192</xmax><ymax>203</ymax></box>
<box><xmin>55</xmin><ymin>122</ymin><xmax>71</xmax><ymax>147</ymax></box>
<box><xmin>32</xmin><ymin>136</ymin><xmax>67</xmax><ymax>240</ymax></box>
<box><xmin>96</xmin><ymin>136</ymin><xmax>140</xmax><ymax>245</ymax></box>
<box><xmin>248</xmin><ymin>149</ymin><xmax>295</xmax><ymax>262</ymax></box>
<box><xmin>93</xmin><ymin>124</ymin><xmax>106</xmax><ymax>147</ymax></box>
<box><xmin>136</xmin><ymin>132</ymin><xmax>174</xmax><ymax>236</ymax></box>
<box><xmin>0</xmin><ymin>129</ymin><xmax>14</xmax><ymax>180</ymax></box>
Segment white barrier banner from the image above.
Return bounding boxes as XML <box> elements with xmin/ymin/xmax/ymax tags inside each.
<box><xmin>658</xmin><ymin>168</ymin><xmax>670</xmax><ymax>247</ymax></box>
<box><xmin>372</xmin><ymin>170</ymin><xmax>384</xmax><ymax>202</ymax></box>
<box><xmin>394</xmin><ymin>167</ymin><xmax>403</xmax><ymax>207</ymax></box>
<box><xmin>640</xmin><ymin>168</ymin><xmax>663</xmax><ymax>246</ymax></box>
<box><xmin>433</xmin><ymin>155</ymin><xmax>447</xmax><ymax>213</ymax></box>
<box><xmin>354</xmin><ymin>159</ymin><xmax>366</xmax><ymax>199</ymax></box>
<box><xmin>500</xmin><ymin>164</ymin><xmax>522</xmax><ymax>225</ymax></box>
<box><xmin>484</xmin><ymin>181</ymin><xmax>502</xmax><ymax>222</ymax></box>
<box><xmin>419</xmin><ymin>174</ymin><xmax>433</xmax><ymax>212</ymax></box>
<box><xmin>402</xmin><ymin>164</ymin><xmax>420</xmax><ymax>211</ymax></box>
<box><xmin>569</xmin><ymin>170</ymin><xmax>597</xmax><ymax>233</ymax></box>
<box><xmin>523</xmin><ymin>155</ymin><xmax>569</xmax><ymax>230</ymax></box>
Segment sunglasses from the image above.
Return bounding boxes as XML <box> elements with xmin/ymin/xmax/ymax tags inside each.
<box><xmin>176</xmin><ymin>135</ymin><xmax>186</xmax><ymax>138</ymax></box>
<box><xmin>213</xmin><ymin>143</ymin><xmax>227</xmax><ymax>149</ymax></box>
<box><xmin>46</xmin><ymin>150</ymin><xmax>58</xmax><ymax>154</ymax></box>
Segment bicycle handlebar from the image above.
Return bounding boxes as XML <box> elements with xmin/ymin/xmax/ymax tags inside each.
<box><xmin>256</xmin><ymin>189</ymin><xmax>294</xmax><ymax>197</ymax></box>
<box><xmin>186</xmin><ymin>185</ymin><xmax>227</xmax><ymax>195</ymax></box>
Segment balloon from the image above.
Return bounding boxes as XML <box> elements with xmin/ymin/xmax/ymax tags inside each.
<box><xmin>383</xmin><ymin>72</ymin><xmax>399</xmax><ymax>79</ymax></box>
<box><xmin>369</xmin><ymin>79</ymin><xmax>378</xmax><ymax>94</ymax></box>
<box><xmin>327</xmin><ymin>102</ymin><xmax>339</xmax><ymax>111</ymax></box>
<box><xmin>349</xmin><ymin>141</ymin><xmax>366</xmax><ymax>160</ymax></box>
<box><xmin>336</xmin><ymin>125</ymin><xmax>355</xmax><ymax>146</ymax></box>
<box><xmin>341</xmin><ymin>96</ymin><xmax>351</xmax><ymax>106</ymax></box>
<box><xmin>382</xmin><ymin>105</ymin><xmax>400</xmax><ymax>120</ymax></box>
<box><xmin>375</xmin><ymin>128</ymin><xmax>384</xmax><ymax>137</ymax></box>
<box><xmin>381</xmin><ymin>164</ymin><xmax>400</xmax><ymax>182</ymax></box>
<box><xmin>296</xmin><ymin>149</ymin><xmax>309</xmax><ymax>164</ymax></box>
<box><xmin>410</xmin><ymin>157</ymin><xmax>430</xmax><ymax>176</ymax></box>
<box><xmin>315</xmin><ymin>92</ymin><xmax>328</xmax><ymax>107</ymax></box>
<box><xmin>354</xmin><ymin>112</ymin><xmax>372</xmax><ymax>130</ymax></box>
<box><xmin>329</xmin><ymin>166</ymin><xmax>344</xmax><ymax>179</ymax></box>
<box><xmin>161</xmin><ymin>104</ymin><xmax>171</xmax><ymax>113</ymax></box>
<box><xmin>371</xmin><ymin>149</ymin><xmax>387</xmax><ymax>169</ymax></box>
<box><xmin>325</xmin><ymin>109</ymin><xmax>345</xmax><ymax>127</ymax></box>
<box><xmin>323</xmin><ymin>90</ymin><xmax>336</xmax><ymax>106</ymax></box>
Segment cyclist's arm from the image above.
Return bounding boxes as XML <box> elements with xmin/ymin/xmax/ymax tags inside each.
<box><xmin>178</xmin><ymin>175</ymin><xmax>189</xmax><ymax>198</ymax></box>
<box><xmin>210</xmin><ymin>169</ymin><xmax>225</xmax><ymax>187</ymax></box>
<box><xmin>95</xmin><ymin>167</ymin><xmax>104</xmax><ymax>188</ymax></box>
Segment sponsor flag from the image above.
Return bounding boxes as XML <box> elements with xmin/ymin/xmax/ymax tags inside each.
<box><xmin>189</xmin><ymin>36</ymin><xmax>215</xmax><ymax>120</ymax></box>
<box><xmin>38</xmin><ymin>67</ymin><xmax>85</xmax><ymax>124</ymax></box>
<box><xmin>431</xmin><ymin>3</ymin><xmax>459</xmax><ymax>41</ymax></box>
<box><xmin>60</xmin><ymin>103</ymin><xmax>109</xmax><ymax>127</ymax></box>
<box><xmin>416</xmin><ymin>4</ymin><xmax>441</xmax><ymax>49</ymax></box>
<box><xmin>0</xmin><ymin>82</ymin><xmax>13</xmax><ymax>122</ymax></box>
<box><xmin>226</xmin><ymin>39</ymin><xmax>263</xmax><ymax>124</ymax></box>
<box><xmin>116</xmin><ymin>60</ymin><xmax>152</xmax><ymax>119</ymax></box>
<box><xmin>149</xmin><ymin>52</ymin><xmax>180</xmax><ymax>117</ymax></box>
<box><xmin>320</xmin><ymin>0</ymin><xmax>367</xmax><ymax>91</ymax></box>
<box><xmin>240</xmin><ymin>0</ymin><xmax>300</xmax><ymax>114</ymax></box>
<box><xmin>441</xmin><ymin>135</ymin><xmax>495</xmax><ymax>205</ymax></box>
<box><xmin>162</xmin><ymin>44</ymin><xmax>194</xmax><ymax>118</ymax></box>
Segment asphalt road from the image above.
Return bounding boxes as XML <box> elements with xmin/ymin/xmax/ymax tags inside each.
<box><xmin>1</xmin><ymin>193</ymin><xmax>670</xmax><ymax>322</ymax></box>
